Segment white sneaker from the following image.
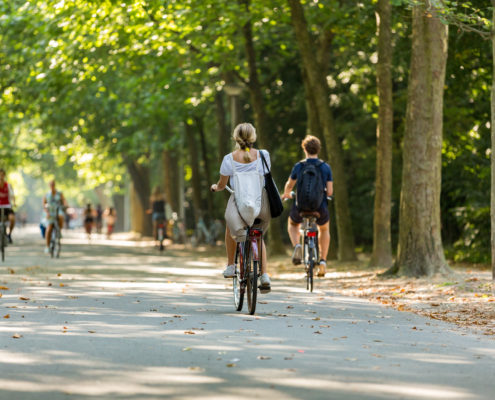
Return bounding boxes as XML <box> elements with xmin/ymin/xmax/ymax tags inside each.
<box><xmin>259</xmin><ymin>273</ymin><xmax>271</xmax><ymax>293</ymax></box>
<box><xmin>318</xmin><ymin>260</ymin><xmax>327</xmax><ymax>277</ymax></box>
<box><xmin>223</xmin><ymin>264</ymin><xmax>236</xmax><ymax>278</ymax></box>
<box><xmin>292</xmin><ymin>244</ymin><xmax>302</xmax><ymax>265</ymax></box>
<box><xmin>44</xmin><ymin>247</ymin><xmax>50</xmax><ymax>254</ymax></box>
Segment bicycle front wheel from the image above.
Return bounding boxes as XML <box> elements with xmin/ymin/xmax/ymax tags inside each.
<box><xmin>246</xmin><ymin>249</ymin><xmax>258</xmax><ymax>315</ymax></box>
<box><xmin>55</xmin><ymin>232</ymin><xmax>61</xmax><ymax>258</ymax></box>
<box><xmin>1</xmin><ymin>229</ymin><xmax>5</xmax><ymax>262</ymax></box>
<box><xmin>233</xmin><ymin>244</ymin><xmax>244</xmax><ymax>311</ymax></box>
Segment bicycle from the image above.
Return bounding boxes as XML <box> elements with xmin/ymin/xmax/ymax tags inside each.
<box><xmin>0</xmin><ymin>208</ymin><xmax>8</xmax><ymax>262</ymax></box>
<box><xmin>156</xmin><ymin>217</ymin><xmax>166</xmax><ymax>252</ymax></box>
<box><xmin>286</xmin><ymin>192</ymin><xmax>332</xmax><ymax>292</ymax></box>
<box><xmin>216</xmin><ymin>186</ymin><xmax>262</xmax><ymax>315</ymax></box>
<box><xmin>49</xmin><ymin>206</ymin><xmax>62</xmax><ymax>258</ymax></box>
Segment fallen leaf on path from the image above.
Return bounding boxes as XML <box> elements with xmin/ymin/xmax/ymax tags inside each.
<box><xmin>57</xmin><ymin>273</ymin><xmax>62</xmax><ymax>277</ymax></box>
<box><xmin>88</xmin><ymin>331</ymin><xmax>96</xmax><ymax>333</ymax></box>
<box><xmin>284</xmin><ymin>357</ymin><xmax>293</xmax><ymax>360</ymax></box>
<box><xmin>8</xmin><ymin>268</ymin><xmax>14</xmax><ymax>274</ymax></box>
<box><xmin>182</xmin><ymin>347</ymin><xmax>192</xmax><ymax>351</ymax></box>
<box><xmin>345</xmin><ymin>357</ymin><xmax>357</xmax><ymax>361</ymax></box>
<box><xmin>313</xmin><ymin>331</ymin><xmax>322</xmax><ymax>334</ymax></box>
<box><xmin>184</xmin><ymin>331</ymin><xmax>195</xmax><ymax>335</ymax></box>
<box><xmin>12</xmin><ymin>333</ymin><xmax>22</xmax><ymax>339</ymax></box>
<box><xmin>226</xmin><ymin>363</ymin><xmax>236</xmax><ymax>367</ymax></box>
<box><xmin>297</xmin><ymin>350</ymin><xmax>305</xmax><ymax>353</ymax></box>
<box><xmin>0</xmin><ymin>286</ymin><xmax>9</xmax><ymax>290</ymax></box>
<box><xmin>257</xmin><ymin>356</ymin><xmax>271</xmax><ymax>360</ymax></box>
<box><xmin>313</xmin><ymin>317</ymin><xmax>320</xmax><ymax>321</ymax></box>
<box><xmin>19</xmin><ymin>297</ymin><xmax>30</xmax><ymax>301</ymax></box>
<box><xmin>3</xmin><ymin>314</ymin><xmax>10</xmax><ymax>318</ymax></box>
<box><xmin>59</xmin><ymin>283</ymin><xmax>65</xmax><ymax>287</ymax></box>
<box><xmin>188</xmin><ymin>366</ymin><xmax>204</xmax><ymax>372</ymax></box>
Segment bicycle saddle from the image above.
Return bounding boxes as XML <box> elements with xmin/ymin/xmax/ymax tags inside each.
<box><xmin>300</xmin><ymin>211</ymin><xmax>320</xmax><ymax>218</ymax></box>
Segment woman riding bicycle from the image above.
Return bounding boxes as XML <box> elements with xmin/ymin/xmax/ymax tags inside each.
<box><xmin>210</xmin><ymin>122</ymin><xmax>272</xmax><ymax>292</ymax></box>
<box><xmin>148</xmin><ymin>186</ymin><xmax>167</xmax><ymax>246</ymax></box>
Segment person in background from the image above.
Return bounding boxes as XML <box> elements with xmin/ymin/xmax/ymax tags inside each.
<box><xmin>148</xmin><ymin>186</ymin><xmax>167</xmax><ymax>246</ymax></box>
<box><xmin>43</xmin><ymin>180</ymin><xmax>67</xmax><ymax>253</ymax></box>
<box><xmin>84</xmin><ymin>203</ymin><xmax>94</xmax><ymax>239</ymax></box>
<box><xmin>104</xmin><ymin>207</ymin><xmax>117</xmax><ymax>239</ymax></box>
<box><xmin>0</xmin><ymin>168</ymin><xmax>16</xmax><ymax>244</ymax></box>
<box><xmin>95</xmin><ymin>204</ymin><xmax>103</xmax><ymax>234</ymax></box>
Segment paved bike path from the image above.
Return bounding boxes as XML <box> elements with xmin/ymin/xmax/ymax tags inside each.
<box><xmin>0</xmin><ymin>227</ymin><xmax>494</xmax><ymax>399</ymax></box>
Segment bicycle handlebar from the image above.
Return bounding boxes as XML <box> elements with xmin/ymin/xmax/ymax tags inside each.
<box><xmin>283</xmin><ymin>191</ymin><xmax>333</xmax><ymax>202</ymax></box>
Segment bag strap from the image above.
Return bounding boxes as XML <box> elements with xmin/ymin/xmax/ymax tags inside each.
<box><xmin>259</xmin><ymin>150</ymin><xmax>270</xmax><ymax>174</ymax></box>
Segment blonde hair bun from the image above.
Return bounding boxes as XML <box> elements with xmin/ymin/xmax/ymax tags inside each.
<box><xmin>233</xmin><ymin>123</ymin><xmax>257</xmax><ymax>162</ymax></box>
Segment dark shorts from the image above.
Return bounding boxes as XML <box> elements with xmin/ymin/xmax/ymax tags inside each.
<box><xmin>289</xmin><ymin>203</ymin><xmax>329</xmax><ymax>225</ymax></box>
<box><xmin>152</xmin><ymin>212</ymin><xmax>166</xmax><ymax>222</ymax></box>
<box><xmin>0</xmin><ymin>208</ymin><xmax>14</xmax><ymax>218</ymax></box>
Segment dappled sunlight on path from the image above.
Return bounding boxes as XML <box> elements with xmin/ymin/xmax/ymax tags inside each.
<box><xmin>1</xmin><ymin>227</ymin><xmax>494</xmax><ymax>399</ymax></box>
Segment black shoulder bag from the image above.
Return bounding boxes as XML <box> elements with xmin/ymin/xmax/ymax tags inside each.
<box><xmin>259</xmin><ymin>151</ymin><xmax>284</xmax><ymax>218</ymax></box>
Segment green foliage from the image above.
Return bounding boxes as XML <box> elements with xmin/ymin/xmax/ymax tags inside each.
<box><xmin>0</xmin><ymin>0</ymin><xmax>492</xmax><ymax>262</ymax></box>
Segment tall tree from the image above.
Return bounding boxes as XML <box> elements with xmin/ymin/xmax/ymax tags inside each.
<box><xmin>492</xmin><ymin>0</ymin><xmax>495</xmax><ymax>280</ymax></box>
<box><xmin>370</xmin><ymin>0</ymin><xmax>394</xmax><ymax>268</ymax></box>
<box><xmin>239</xmin><ymin>0</ymin><xmax>286</xmax><ymax>254</ymax></box>
<box><xmin>393</xmin><ymin>1</ymin><xmax>450</xmax><ymax>276</ymax></box>
<box><xmin>287</xmin><ymin>0</ymin><xmax>357</xmax><ymax>261</ymax></box>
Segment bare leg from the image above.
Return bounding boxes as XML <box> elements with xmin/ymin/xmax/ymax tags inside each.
<box><xmin>317</xmin><ymin>222</ymin><xmax>330</xmax><ymax>261</ymax></box>
<box><xmin>46</xmin><ymin>224</ymin><xmax>54</xmax><ymax>247</ymax></box>
<box><xmin>225</xmin><ymin>227</ymin><xmax>236</xmax><ymax>265</ymax></box>
<box><xmin>58</xmin><ymin>215</ymin><xmax>64</xmax><ymax>230</ymax></box>
<box><xmin>288</xmin><ymin>218</ymin><xmax>301</xmax><ymax>247</ymax></box>
<box><xmin>259</xmin><ymin>239</ymin><xmax>268</xmax><ymax>274</ymax></box>
<box><xmin>8</xmin><ymin>214</ymin><xmax>15</xmax><ymax>235</ymax></box>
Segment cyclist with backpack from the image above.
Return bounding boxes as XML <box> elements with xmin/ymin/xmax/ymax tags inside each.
<box><xmin>281</xmin><ymin>135</ymin><xmax>333</xmax><ymax>277</ymax></box>
<box><xmin>210</xmin><ymin>122</ymin><xmax>272</xmax><ymax>292</ymax></box>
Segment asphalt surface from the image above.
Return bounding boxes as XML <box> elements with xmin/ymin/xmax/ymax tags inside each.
<box><xmin>0</xmin><ymin>226</ymin><xmax>494</xmax><ymax>400</ymax></box>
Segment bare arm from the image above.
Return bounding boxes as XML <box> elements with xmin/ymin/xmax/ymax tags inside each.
<box><xmin>210</xmin><ymin>175</ymin><xmax>229</xmax><ymax>192</ymax></box>
<box><xmin>281</xmin><ymin>177</ymin><xmax>297</xmax><ymax>200</ymax></box>
<box><xmin>8</xmin><ymin>184</ymin><xmax>16</xmax><ymax>208</ymax></box>
<box><xmin>326</xmin><ymin>181</ymin><xmax>333</xmax><ymax>197</ymax></box>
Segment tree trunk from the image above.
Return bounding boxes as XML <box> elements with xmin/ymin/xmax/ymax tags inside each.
<box><xmin>184</xmin><ymin>121</ymin><xmax>203</xmax><ymax>223</ymax></box>
<box><xmin>126</xmin><ymin>160</ymin><xmax>152</xmax><ymax>236</ymax></box>
<box><xmin>163</xmin><ymin>149</ymin><xmax>180</xmax><ymax>213</ymax></box>
<box><xmin>196</xmin><ymin>116</ymin><xmax>214</xmax><ymax>219</ymax></box>
<box><xmin>240</xmin><ymin>0</ymin><xmax>285</xmax><ymax>255</ymax></box>
<box><xmin>288</xmin><ymin>0</ymin><xmax>357</xmax><ymax>261</ymax></box>
<box><xmin>393</xmin><ymin>3</ymin><xmax>450</xmax><ymax>277</ymax></box>
<box><xmin>491</xmin><ymin>1</ymin><xmax>495</xmax><ymax>281</ymax></box>
<box><xmin>215</xmin><ymin>91</ymin><xmax>231</xmax><ymax>164</ymax></box>
<box><xmin>370</xmin><ymin>0</ymin><xmax>394</xmax><ymax>268</ymax></box>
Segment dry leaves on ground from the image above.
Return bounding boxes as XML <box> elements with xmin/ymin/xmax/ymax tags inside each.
<box><xmin>272</xmin><ymin>258</ymin><xmax>494</xmax><ymax>336</ymax></box>
<box><xmin>330</xmin><ymin>264</ymin><xmax>494</xmax><ymax>336</ymax></box>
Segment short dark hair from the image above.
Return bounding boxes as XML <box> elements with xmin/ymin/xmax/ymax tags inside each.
<box><xmin>0</xmin><ymin>168</ymin><xmax>5</xmax><ymax>174</ymax></box>
<box><xmin>301</xmin><ymin>135</ymin><xmax>321</xmax><ymax>155</ymax></box>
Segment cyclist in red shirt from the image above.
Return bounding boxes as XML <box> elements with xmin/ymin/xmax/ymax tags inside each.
<box><xmin>0</xmin><ymin>168</ymin><xmax>16</xmax><ymax>244</ymax></box>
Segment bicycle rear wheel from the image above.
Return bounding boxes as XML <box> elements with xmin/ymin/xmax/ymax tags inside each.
<box><xmin>55</xmin><ymin>231</ymin><xmax>61</xmax><ymax>258</ymax></box>
<box><xmin>246</xmin><ymin>243</ymin><xmax>258</xmax><ymax>315</ymax></box>
<box><xmin>233</xmin><ymin>243</ymin><xmax>244</xmax><ymax>311</ymax></box>
<box><xmin>50</xmin><ymin>230</ymin><xmax>56</xmax><ymax>258</ymax></box>
<box><xmin>308</xmin><ymin>259</ymin><xmax>314</xmax><ymax>292</ymax></box>
<box><xmin>1</xmin><ymin>228</ymin><xmax>5</xmax><ymax>262</ymax></box>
